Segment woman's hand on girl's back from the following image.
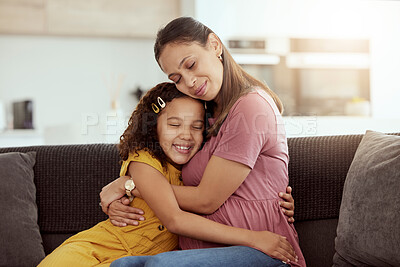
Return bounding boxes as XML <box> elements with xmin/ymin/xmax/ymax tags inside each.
<box><xmin>252</xmin><ymin>230</ymin><xmax>298</xmax><ymax>264</ymax></box>
<box><xmin>279</xmin><ymin>186</ymin><xmax>295</xmax><ymax>223</ymax></box>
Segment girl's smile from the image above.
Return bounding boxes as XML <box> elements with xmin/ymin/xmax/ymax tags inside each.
<box><xmin>173</xmin><ymin>144</ymin><xmax>193</xmax><ymax>154</ymax></box>
<box><xmin>157</xmin><ymin>97</ymin><xmax>205</xmax><ymax>165</ymax></box>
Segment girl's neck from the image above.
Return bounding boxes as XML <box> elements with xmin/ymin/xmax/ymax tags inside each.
<box><xmin>166</xmin><ymin>158</ymin><xmax>182</xmax><ymax>170</ymax></box>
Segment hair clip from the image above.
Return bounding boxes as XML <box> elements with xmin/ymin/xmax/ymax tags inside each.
<box><xmin>152</xmin><ymin>103</ymin><xmax>160</xmax><ymax>113</ymax></box>
<box><xmin>151</xmin><ymin>97</ymin><xmax>166</xmax><ymax>114</ymax></box>
<box><xmin>157</xmin><ymin>97</ymin><xmax>166</xmax><ymax>108</ymax></box>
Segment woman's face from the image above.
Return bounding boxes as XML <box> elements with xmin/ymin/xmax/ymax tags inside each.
<box><xmin>157</xmin><ymin>97</ymin><xmax>205</xmax><ymax>165</ymax></box>
<box><xmin>158</xmin><ymin>35</ymin><xmax>224</xmax><ymax>103</ymax></box>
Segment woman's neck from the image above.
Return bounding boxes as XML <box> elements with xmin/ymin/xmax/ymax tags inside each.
<box><xmin>212</xmin><ymin>95</ymin><xmax>222</xmax><ymax>118</ymax></box>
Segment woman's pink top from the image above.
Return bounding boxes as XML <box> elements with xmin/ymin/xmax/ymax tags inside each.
<box><xmin>179</xmin><ymin>89</ymin><xmax>305</xmax><ymax>266</ymax></box>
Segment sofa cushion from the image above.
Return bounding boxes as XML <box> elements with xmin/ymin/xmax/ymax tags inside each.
<box><xmin>0</xmin><ymin>151</ymin><xmax>45</xmax><ymax>267</ymax></box>
<box><xmin>333</xmin><ymin>131</ymin><xmax>400</xmax><ymax>266</ymax></box>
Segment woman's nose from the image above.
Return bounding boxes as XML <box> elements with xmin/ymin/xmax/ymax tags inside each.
<box><xmin>184</xmin><ymin>75</ymin><xmax>196</xmax><ymax>88</ymax></box>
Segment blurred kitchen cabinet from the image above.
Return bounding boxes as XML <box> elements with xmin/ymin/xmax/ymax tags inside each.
<box><xmin>0</xmin><ymin>0</ymin><xmax>46</xmax><ymax>34</ymax></box>
<box><xmin>0</xmin><ymin>0</ymin><xmax>180</xmax><ymax>38</ymax></box>
<box><xmin>47</xmin><ymin>0</ymin><xmax>180</xmax><ymax>38</ymax></box>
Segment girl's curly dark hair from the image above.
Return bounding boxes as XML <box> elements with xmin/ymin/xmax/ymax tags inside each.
<box><xmin>118</xmin><ymin>82</ymin><xmax>197</xmax><ymax>167</ymax></box>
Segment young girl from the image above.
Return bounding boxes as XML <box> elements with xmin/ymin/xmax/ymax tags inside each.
<box><xmin>38</xmin><ymin>82</ymin><xmax>297</xmax><ymax>267</ymax></box>
<box><xmin>109</xmin><ymin>16</ymin><xmax>306</xmax><ymax>266</ymax></box>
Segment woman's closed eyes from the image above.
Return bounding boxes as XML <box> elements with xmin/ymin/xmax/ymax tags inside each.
<box><xmin>170</xmin><ymin>60</ymin><xmax>196</xmax><ymax>84</ymax></box>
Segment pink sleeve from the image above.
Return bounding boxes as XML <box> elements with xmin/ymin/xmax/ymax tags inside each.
<box><xmin>213</xmin><ymin>93</ymin><xmax>279</xmax><ymax>169</ymax></box>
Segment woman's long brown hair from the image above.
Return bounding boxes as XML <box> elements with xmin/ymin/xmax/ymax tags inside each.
<box><xmin>154</xmin><ymin>17</ymin><xmax>283</xmax><ymax>137</ymax></box>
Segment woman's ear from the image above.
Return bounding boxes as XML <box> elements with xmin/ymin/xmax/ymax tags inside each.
<box><xmin>207</xmin><ymin>33</ymin><xmax>222</xmax><ymax>57</ymax></box>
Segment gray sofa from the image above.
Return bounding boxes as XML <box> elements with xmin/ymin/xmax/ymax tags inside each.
<box><xmin>1</xmin><ymin>133</ymin><xmax>396</xmax><ymax>267</ymax></box>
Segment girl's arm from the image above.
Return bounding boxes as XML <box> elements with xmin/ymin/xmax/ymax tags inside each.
<box><xmin>129</xmin><ymin>161</ymin><xmax>297</xmax><ymax>264</ymax></box>
<box><xmin>280</xmin><ymin>186</ymin><xmax>295</xmax><ymax>223</ymax></box>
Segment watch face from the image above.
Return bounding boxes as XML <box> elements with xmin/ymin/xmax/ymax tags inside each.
<box><xmin>125</xmin><ymin>179</ymin><xmax>135</xmax><ymax>190</ymax></box>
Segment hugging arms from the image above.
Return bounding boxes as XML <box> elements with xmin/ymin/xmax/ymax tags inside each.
<box><xmin>101</xmin><ymin>177</ymin><xmax>295</xmax><ymax>226</ymax></box>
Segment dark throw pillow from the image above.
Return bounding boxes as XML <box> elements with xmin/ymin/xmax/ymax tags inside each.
<box><xmin>333</xmin><ymin>131</ymin><xmax>400</xmax><ymax>266</ymax></box>
<box><xmin>0</xmin><ymin>151</ymin><xmax>45</xmax><ymax>267</ymax></box>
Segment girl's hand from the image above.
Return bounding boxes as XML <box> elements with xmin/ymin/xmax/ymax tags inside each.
<box><xmin>252</xmin><ymin>230</ymin><xmax>298</xmax><ymax>264</ymax></box>
<box><xmin>279</xmin><ymin>186</ymin><xmax>295</xmax><ymax>223</ymax></box>
<box><xmin>108</xmin><ymin>197</ymin><xmax>145</xmax><ymax>227</ymax></box>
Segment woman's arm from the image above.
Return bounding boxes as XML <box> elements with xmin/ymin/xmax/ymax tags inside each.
<box><xmin>171</xmin><ymin>155</ymin><xmax>250</xmax><ymax>214</ymax></box>
<box><xmin>129</xmin><ymin>161</ymin><xmax>297</xmax><ymax>263</ymax></box>
<box><xmin>100</xmin><ymin>176</ymin><xmax>146</xmax><ymax>226</ymax></box>
<box><xmin>170</xmin><ymin>156</ymin><xmax>295</xmax><ymax>218</ymax></box>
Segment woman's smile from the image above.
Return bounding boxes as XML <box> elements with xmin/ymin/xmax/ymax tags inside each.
<box><xmin>194</xmin><ymin>81</ymin><xmax>207</xmax><ymax>97</ymax></box>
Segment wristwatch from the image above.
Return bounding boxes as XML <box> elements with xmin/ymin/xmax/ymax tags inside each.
<box><xmin>125</xmin><ymin>178</ymin><xmax>136</xmax><ymax>201</ymax></box>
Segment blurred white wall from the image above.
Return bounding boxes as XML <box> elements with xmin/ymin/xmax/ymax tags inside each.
<box><xmin>0</xmin><ymin>0</ymin><xmax>399</xmax><ymax>147</ymax></box>
<box><xmin>368</xmin><ymin>1</ymin><xmax>400</xmax><ymax>119</ymax></box>
<box><xmin>196</xmin><ymin>0</ymin><xmax>400</xmax><ymax>119</ymax></box>
<box><xmin>0</xmin><ymin>35</ymin><xmax>166</xmax><ymax>144</ymax></box>
<box><xmin>197</xmin><ymin>0</ymin><xmax>368</xmax><ymax>39</ymax></box>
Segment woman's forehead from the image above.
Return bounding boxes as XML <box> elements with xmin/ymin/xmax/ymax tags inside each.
<box><xmin>160</xmin><ymin>42</ymin><xmax>206</xmax><ymax>67</ymax></box>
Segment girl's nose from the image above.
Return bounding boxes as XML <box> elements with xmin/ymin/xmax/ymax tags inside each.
<box><xmin>179</xmin><ymin>127</ymin><xmax>192</xmax><ymax>140</ymax></box>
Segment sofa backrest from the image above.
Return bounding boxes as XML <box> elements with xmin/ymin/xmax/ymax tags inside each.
<box><xmin>288</xmin><ymin>134</ymin><xmax>364</xmax><ymax>222</ymax></box>
<box><xmin>0</xmin><ymin>143</ymin><xmax>120</xmax><ymax>234</ymax></box>
<box><xmin>287</xmin><ymin>133</ymin><xmax>399</xmax><ymax>267</ymax></box>
<box><xmin>2</xmin><ymin>135</ymin><xmax>365</xmax><ymax>231</ymax></box>
<box><xmin>2</xmin><ymin>133</ymin><xmax>399</xmax><ymax>266</ymax></box>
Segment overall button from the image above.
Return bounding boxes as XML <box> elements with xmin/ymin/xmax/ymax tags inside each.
<box><xmin>158</xmin><ymin>225</ymin><xmax>165</xmax><ymax>231</ymax></box>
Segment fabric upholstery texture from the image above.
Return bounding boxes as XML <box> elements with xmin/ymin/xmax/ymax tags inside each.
<box><xmin>0</xmin><ymin>144</ymin><xmax>120</xmax><ymax>255</ymax></box>
<box><xmin>333</xmin><ymin>131</ymin><xmax>400</xmax><ymax>266</ymax></box>
<box><xmin>287</xmin><ymin>134</ymin><xmax>364</xmax><ymax>221</ymax></box>
<box><xmin>0</xmin><ymin>151</ymin><xmax>45</xmax><ymax>267</ymax></box>
<box><xmin>0</xmin><ymin>137</ymin><xmax>362</xmax><ymax>235</ymax></box>
<box><xmin>0</xmin><ymin>144</ymin><xmax>120</xmax><ymax>234</ymax></box>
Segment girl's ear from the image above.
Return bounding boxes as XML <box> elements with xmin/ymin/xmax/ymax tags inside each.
<box><xmin>207</xmin><ymin>33</ymin><xmax>223</xmax><ymax>57</ymax></box>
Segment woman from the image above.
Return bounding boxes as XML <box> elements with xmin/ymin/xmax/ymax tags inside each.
<box><xmin>106</xmin><ymin>17</ymin><xmax>304</xmax><ymax>266</ymax></box>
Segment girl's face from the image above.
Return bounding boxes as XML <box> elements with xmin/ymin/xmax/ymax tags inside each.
<box><xmin>158</xmin><ymin>34</ymin><xmax>224</xmax><ymax>104</ymax></box>
<box><xmin>157</xmin><ymin>97</ymin><xmax>205</xmax><ymax>165</ymax></box>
